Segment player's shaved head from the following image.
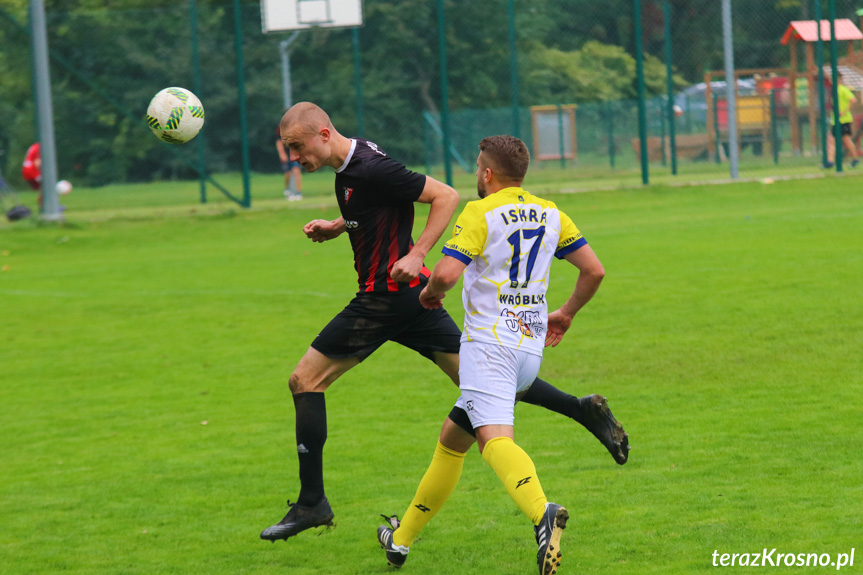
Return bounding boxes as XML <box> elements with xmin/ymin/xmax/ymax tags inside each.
<box><xmin>281</xmin><ymin>102</ymin><xmax>333</xmax><ymax>136</ymax></box>
<box><xmin>478</xmin><ymin>135</ymin><xmax>530</xmax><ymax>183</ymax></box>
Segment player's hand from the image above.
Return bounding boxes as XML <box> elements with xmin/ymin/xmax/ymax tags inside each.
<box><xmin>545</xmin><ymin>309</ymin><xmax>573</xmax><ymax>347</ymax></box>
<box><xmin>303</xmin><ymin>219</ymin><xmax>342</xmax><ymax>242</ymax></box>
<box><xmin>390</xmin><ymin>252</ymin><xmax>423</xmax><ymax>283</ymax></box>
<box><xmin>419</xmin><ymin>286</ymin><xmax>445</xmax><ymax>309</ymax></box>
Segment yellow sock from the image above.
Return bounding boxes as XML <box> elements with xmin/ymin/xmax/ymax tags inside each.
<box><xmin>481</xmin><ymin>436</ymin><xmax>548</xmax><ymax>525</ymax></box>
<box><xmin>393</xmin><ymin>441</ymin><xmax>466</xmax><ymax>548</ymax></box>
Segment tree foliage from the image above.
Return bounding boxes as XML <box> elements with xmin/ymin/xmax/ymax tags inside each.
<box><xmin>0</xmin><ymin>0</ymin><xmax>857</xmax><ymax>185</ymax></box>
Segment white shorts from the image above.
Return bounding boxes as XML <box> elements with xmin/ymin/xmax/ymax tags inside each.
<box><xmin>454</xmin><ymin>340</ymin><xmax>543</xmax><ymax>429</ymax></box>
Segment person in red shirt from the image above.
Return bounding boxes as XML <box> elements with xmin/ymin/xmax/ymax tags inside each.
<box><xmin>21</xmin><ymin>143</ymin><xmax>44</xmax><ymax>209</ymax></box>
<box><xmin>22</xmin><ymin>143</ymin><xmax>41</xmax><ymax>189</ymax></box>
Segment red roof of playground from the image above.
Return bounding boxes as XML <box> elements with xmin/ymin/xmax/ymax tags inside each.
<box><xmin>781</xmin><ymin>19</ymin><xmax>863</xmax><ymax>44</ymax></box>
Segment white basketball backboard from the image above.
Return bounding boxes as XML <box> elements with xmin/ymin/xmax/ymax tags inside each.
<box><xmin>262</xmin><ymin>0</ymin><xmax>363</xmax><ymax>32</ymax></box>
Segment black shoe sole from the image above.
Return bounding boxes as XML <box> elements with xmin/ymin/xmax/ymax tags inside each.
<box><xmin>582</xmin><ymin>394</ymin><xmax>629</xmax><ymax>465</ymax></box>
<box><xmin>260</xmin><ymin>518</ymin><xmax>334</xmax><ymax>541</ymax></box>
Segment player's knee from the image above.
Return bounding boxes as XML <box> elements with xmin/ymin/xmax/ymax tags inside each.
<box><xmin>289</xmin><ymin>370</ymin><xmax>329</xmax><ymax>394</ymax></box>
<box><xmin>289</xmin><ymin>371</ymin><xmax>308</xmax><ymax>394</ymax></box>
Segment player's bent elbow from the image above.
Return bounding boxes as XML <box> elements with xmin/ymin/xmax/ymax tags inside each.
<box><xmin>592</xmin><ymin>264</ymin><xmax>606</xmax><ymax>281</ymax></box>
<box><xmin>446</xmin><ymin>185</ymin><xmax>460</xmax><ymax>202</ymax></box>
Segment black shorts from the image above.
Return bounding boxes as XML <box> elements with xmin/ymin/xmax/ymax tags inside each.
<box><xmin>311</xmin><ymin>285</ymin><xmax>462</xmax><ymax>362</ymax></box>
<box><xmin>840</xmin><ymin>122</ymin><xmax>853</xmax><ymax>136</ymax></box>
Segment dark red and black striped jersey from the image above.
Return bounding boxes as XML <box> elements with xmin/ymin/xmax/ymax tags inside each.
<box><xmin>335</xmin><ymin>139</ymin><xmax>430</xmax><ymax>293</ymax></box>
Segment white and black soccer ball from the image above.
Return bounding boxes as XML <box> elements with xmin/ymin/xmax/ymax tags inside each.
<box><xmin>56</xmin><ymin>179</ymin><xmax>73</xmax><ymax>195</ymax></box>
<box><xmin>146</xmin><ymin>87</ymin><xmax>205</xmax><ymax>144</ymax></box>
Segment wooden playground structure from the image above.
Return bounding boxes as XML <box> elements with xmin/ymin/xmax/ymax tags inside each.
<box><xmin>705</xmin><ymin>19</ymin><xmax>863</xmax><ymax>159</ymax></box>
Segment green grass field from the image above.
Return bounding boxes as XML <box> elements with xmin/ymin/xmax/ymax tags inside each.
<box><xmin>1</xmin><ymin>173</ymin><xmax>861</xmax><ymax>574</ymax></box>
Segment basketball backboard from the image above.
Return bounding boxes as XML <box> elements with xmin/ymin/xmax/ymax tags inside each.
<box><xmin>261</xmin><ymin>0</ymin><xmax>363</xmax><ymax>32</ymax></box>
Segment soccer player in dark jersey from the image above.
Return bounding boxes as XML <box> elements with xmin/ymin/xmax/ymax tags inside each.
<box><xmin>260</xmin><ymin>102</ymin><xmax>629</xmax><ymax>542</ymax></box>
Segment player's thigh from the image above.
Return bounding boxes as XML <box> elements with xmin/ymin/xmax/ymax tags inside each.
<box><xmin>432</xmin><ymin>351</ymin><xmax>460</xmax><ymax>386</ymax></box>
<box><xmin>392</xmin><ymin>304</ymin><xmax>461</xmax><ymax>366</ymax></box>
<box><xmin>310</xmin><ymin>294</ymin><xmax>402</xmax><ymax>363</ymax></box>
<box><xmin>291</xmin><ymin>346</ymin><xmax>359</xmax><ymax>394</ymax></box>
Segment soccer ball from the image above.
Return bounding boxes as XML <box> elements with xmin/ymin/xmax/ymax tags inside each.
<box><xmin>56</xmin><ymin>180</ymin><xmax>73</xmax><ymax>195</ymax></box>
<box><xmin>146</xmin><ymin>87</ymin><xmax>205</xmax><ymax>144</ymax></box>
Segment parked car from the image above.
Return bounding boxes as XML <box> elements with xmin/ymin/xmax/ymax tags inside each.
<box><xmin>674</xmin><ymin>79</ymin><xmax>758</xmax><ymax>124</ymax></box>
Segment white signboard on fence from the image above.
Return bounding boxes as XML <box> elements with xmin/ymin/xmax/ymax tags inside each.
<box><xmin>262</xmin><ymin>0</ymin><xmax>363</xmax><ymax>32</ymax></box>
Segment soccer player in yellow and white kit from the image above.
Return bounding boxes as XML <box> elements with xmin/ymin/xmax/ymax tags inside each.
<box><xmin>377</xmin><ymin>136</ymin><xmax>607</xmax><ymax>575</ymax></box>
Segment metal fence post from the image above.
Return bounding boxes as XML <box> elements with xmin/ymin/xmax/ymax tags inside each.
<box><xmin>29</xmin><ymin>0</ymin><xmax>61</xmax><ymax>220</ymax></box>
<box><xmin>557</xmin><ymin>104</ymin><xmax>565</xmax><ymax>170</ymax></box>
<box><xmin>352</xmin><ymin>28</ymin><xmax>365</xmax><ymax>138</ymax></box>
<box><xmin>721</xmin><ymin>0</ymin><xmax>738</xmax><ymax>179</ymax></box>
<box><xmin>436</xmin><ymin>0</ymin><xmax>452</xmax><ymax>186</ymax></box>
<box><xmin>607</xmin><ymin>101</ymin><xmax>615</xmax><ymax>169</ymax></box>
<box><xmin>771</xmin><ymin>89</ymin><xmax>779</xmax><ymax>165</ymax></box>
<box><xmin>508</xmin><ymin>0</ymin><xmax>520</xmax><ymax>138</ymax></box>
<box><xmin>634</xmin><ymin>0</ymin><xmax>648</xmax><ymax>184</ymax></box>
<box><xmin>828</xmin><ymin>0</ymin><xmax>842</xmax><ymax>172</ymax></box>
<box><xmin>713</xmin><ymin>92</ymin><xmax>721</xmax><ymax>164</ymax></box>
<box><xmin>189</xmin><ymin>0</ymin><xmax>206</xmax><ymax>204</ymax></box>
<box><xmin>233</xmin><ymin>0</ymin><xmax>251</xmax><ymax>207</ymax></box>
<box><xmin>664</xmin><ymin>0</ymin><xmax>677</xmax><ymax>175</ymax></box>
<box><xmin>815</xmin><ymin>0</ymin><xmax>828</xmax><ymax>167</ymax></box>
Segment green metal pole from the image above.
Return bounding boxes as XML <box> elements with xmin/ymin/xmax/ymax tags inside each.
<box><xmin>233</xmin><ymin>0</ymin><xmax>251</xmax><ymax>206</ymax></box>
<box><xmin>189</xmin><ymin>0</ymin><xmax>206</xmax><ymax>204</ymax></box>
<box><xmin>634</xmin><ymin>0</ymin><xmax>649</xmax><ymax>184</ymax></box>
<box><xmin>771</xmin><ymin>88</ymin><xmax>779</xmax><ymax>165</ymax></box>
<box><xmin>713</xmin><ymin>92</ymin><xmax>721</xmax><ymax>164</ymax></box>
<box><xmin>423</xmin><ymin>117</ymin><xmax>431</xmax><ymax>175</ymax></box>
<box><xmin>828</xmin><ymin>0</ymin><xmax>842</xmax><ymax>172</ymax></box>
<box><xmin>352</xmin><ymin>28</ymin><xmax>365</xmax><ymax>138</ymax></box>
<box><xmin>607</xmin><ymin>101</ymin><xmax>615</xmax><ymax>169</ymax></box>
<box><xmin>27</xmin><ymin>3</ymin><xmax>39</xmax><ymax>137</ymax></box>
<box><xmin>685</xmin><ymin>92</ymin><xmax>692</xmax><ymax>134</ymax></box>
<box><xmin>508</xmin><ymin>0</ymin><xmax>520</xmax><ymax>138</ymax></box>
<box><xmin>664</xmin><ymin>0</ymin><xmax>677</xmax><ymax>175</ymax></box>
<box><xmin>557</xmin><ymin>104</ymin><xmax>565</xmax><ymax>170</ymax></box>
<box><xmin>815</xmin><ymin>0</ymin><xmax>828</xmax><ymax>166</ymax></box>
<box><xmin>659</xmin><ymin>99</ymin><xmax>667</xmax><ymax>166</ymax></box>
<box><xmin>436</xmin><ymin>0</ymin><xmax>453</xmax><ymax>186</ymax></box>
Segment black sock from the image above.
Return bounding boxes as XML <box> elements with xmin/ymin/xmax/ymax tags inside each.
<box><xmin>293</xmin><ymin>392</ymin><xmax>327</xmax><ymax>506</ymax></box>
<box><xmin>521</xmin><ymin>377</ymin><xmax>585</xmax><ymax>422</ymax></box>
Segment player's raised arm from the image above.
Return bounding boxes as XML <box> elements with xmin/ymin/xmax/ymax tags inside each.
<box><xmin>303</xmin><ymin>217</ymin><xmax>346</xmax><ymax>243</ymax></box>
<box><xmin>390</xmin><ymin>176</ymin><xmax>460</xmax><ymax>283</ymax></box>
<box><xmin>545</xmin><ymin>244</ymin><xmax>605</xmax><ymax>348</ymax></box>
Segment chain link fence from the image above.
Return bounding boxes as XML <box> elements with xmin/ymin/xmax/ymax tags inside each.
<box><xmin>1</xmin><ymin>0</ymin><xmax>862</xmax><ymax>212</ymax></box>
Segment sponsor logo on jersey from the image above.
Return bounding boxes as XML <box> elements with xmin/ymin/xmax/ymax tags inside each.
<box><xmin>501</xmin><ymin>308</ymin><xmax>543</xmax><ymax>338</ymax></box>
<box><xmin>498</xmin><ymin>293</ymin><xmax>546</xmax><ymax>305</ymax></box>
<box><xmin>344</xmin><ymin>187</ymin><xmax>354</xmax><ymax>203</ymax></box>
<box><xmin>454</xmin><ymin>224</ymin><xmax>462</xmax><ymax>236</ymax></box>
<box><xmin>366</xmin><ymin>141</ymin><xmax>386</xmax><ymax>157</ymax></box>
<box><xmin>345</xmin><ymin>220</ymin><xmax>359</xmax><ymax>229</ymax></box>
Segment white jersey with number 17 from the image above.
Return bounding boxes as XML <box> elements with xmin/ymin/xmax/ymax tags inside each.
<box><xmin>441</xmin><ymin>187</ymin><xmax>586</xmax><ymax>357</ymax></box>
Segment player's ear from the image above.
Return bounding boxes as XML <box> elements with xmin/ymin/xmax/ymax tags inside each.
<box><xmin>319</xmin><ymin>127</ymin><xmax>331</xmax><ymax>142</ymax></box>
